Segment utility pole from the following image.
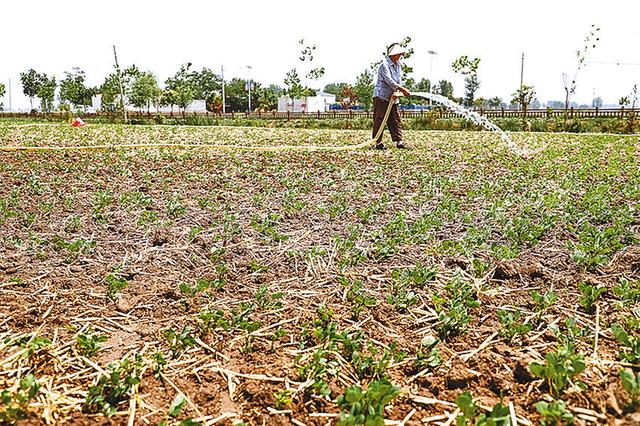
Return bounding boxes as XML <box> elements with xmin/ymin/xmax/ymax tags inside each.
<box><xmin>113</xmin><ymin>45</ymin><xmax>127</xmax><ymax>123</ymax></box>
<box><xmin>427</xmin><ymin>50</ymin><xmax>438</xmax><ymax>107</ymax></box>
<box><xmin>246</xmin><ymin>65</ymin><xmax>253</xmax><ymax>114</ymax></box>
<box><xmin>221</xmin><ymin>65</ymin><xmax>225</xmax><ymax>114</ymax></box>
<box><xmin>519</xmin><ymin>52</ymin><xmax>525</xmax><ymax>109</ymax></box>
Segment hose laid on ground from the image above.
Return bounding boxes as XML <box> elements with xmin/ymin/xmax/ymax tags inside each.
<box><xmin>0</xmin><ymin>94</ymin><xmax>399</xmax><ymax>153</ymax></box>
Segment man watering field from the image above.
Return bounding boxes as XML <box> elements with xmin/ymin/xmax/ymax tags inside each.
<box><xmin>372</xmin><ymin>43</ymin><xmax>412</xmax><ymax>150</ymax></box>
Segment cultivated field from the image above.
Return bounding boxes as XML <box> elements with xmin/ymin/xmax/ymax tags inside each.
<box><xmin>0</xmin><ymin>124</ymin><xmax>639</xmax><ymax>425</ymax></box>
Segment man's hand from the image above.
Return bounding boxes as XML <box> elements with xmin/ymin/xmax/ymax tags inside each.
<box><xmin>399</xmin><ymin>86</ymin><xmax>411</xmax><ymax>97</ymax></box>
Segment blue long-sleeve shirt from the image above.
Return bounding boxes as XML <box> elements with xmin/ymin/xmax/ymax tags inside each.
<box><xmin>373</xmin><ymin>56</ymin><xmax>403</xmax><ymax>102</ymax></box>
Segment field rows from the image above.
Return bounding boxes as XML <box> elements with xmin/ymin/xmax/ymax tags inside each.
<box><xmin>0</xmin><ymin>125</ymin><xmax>639</xmax><ymax>425</ymax></box>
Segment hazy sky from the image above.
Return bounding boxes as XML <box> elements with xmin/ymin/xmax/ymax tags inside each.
<box><xmin>2</xmin><ymin>0</ymin><xmax>640</xmax><ymax>110</ymax></box>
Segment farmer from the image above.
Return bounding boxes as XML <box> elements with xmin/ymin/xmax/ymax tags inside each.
<box><xmin>372</xmin><ymin>43</ymin><xmax>412</xmax><ymax>150</ymax></box>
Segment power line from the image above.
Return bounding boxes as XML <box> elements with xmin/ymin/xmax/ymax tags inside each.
<box><xmin>587</xmin><ymin>61</ymin><xmax>640</xmax><ymax>67</ymax></box>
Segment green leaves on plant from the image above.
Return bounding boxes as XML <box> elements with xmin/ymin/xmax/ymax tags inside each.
<box><xmin>455</xmin><ymin>391</ymin><xmax>511</xmax><ymax>426</ymax></box>
<box><xmin>0</xmin><ymin>374</ymin><xmax>40</xmax><ymax>423</ymax></box>
<box><xmin>535</xmin><ymin>399</ymin><xmax>574</xmax><ymax>426</ymax></box>
<box><xmin>497</xmin><ymin>309</ymin><xmax>531</xmax><ymax>341</ymax></box>
<box><xmin>337</xmin><ymin>378</ymin><xmax>401</xmax><ymax>426</ymax></box>
<box><xmin>611</xmin><ymin>323</ymin><xmax>640</xmax><ymax>364</ymax></box>
<box><xmin>76</xmin><ymin>328</ymin><xmax>108</xmax><ymax>358</ymax></box>
<box><xmin>577</xmin><ymin>282</ymin><xmax>605</xmax><ymax>313</ymax></box>
<box><xmin>83</xmin><ymin>356</ymin><xmax>142</xmax><ymax>416</ymax></box>
<box><xmin>529</xmin><ymin>346</ymin><xmax>586</xmax><ymax>398</ymax></box>
<box><xmin>620</xmin><ymin>368</ymin><xmax>640</xmax><ymax>410</ymax></box>
<box><xmin>433</xmin><ymin>275</ymin><xmax>479</xmax><ymax>338</ymax></box>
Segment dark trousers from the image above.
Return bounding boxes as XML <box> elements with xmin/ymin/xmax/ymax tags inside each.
<box><xmin>372</xmin><ymin>97</ymin><xmax>403</xmax><ymax>144</ymax></box>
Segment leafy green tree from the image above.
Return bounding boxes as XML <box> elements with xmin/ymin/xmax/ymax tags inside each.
<box><xmin>98</xmin><ymin>66</ymin><xmax>139</xmax><ymax>112</ymax></box>
<box><xmin>130</xmin><ymin>71</ymin><xmax>161</xmax><ymax>112</ymax></box>
<box><xmin>353</xmin><ymin>69</ymin><xmax>374</xmax><ymax>110</ymax></box>
<box><xmin>37</xmin><ymin>74</ymin><xmax>56</xmax><ymax>113</ymax></box>
<box><xmin>487</xmin><ymin>97</ymin><xmax>503</xmax><ymax>109</ymax></box>
<box><xmin>413</xmin><ymin>78</ymin><xmax>431</xmax><ymax>92</ymax></box>
<box><xmin>435</xmin><ymin>80</ymin><xmax>454</xmax><ymax>99</ymax></box>
<box><xmin>283</xmin><ymin>39</ymin><xmax>325</xmax><ymax>109</ymax></box>
<box><xmin>160</xmin><ymin>89</ymin><xmax>178</xmax><ymax>113</ymax></box>
<box><xmin>511</xmin><ymin>84</ymin><xmax>537</xmax><ymax>111</ymax></box>
<box><xmin>283</xmin><ymin>68</ymin><xmax>310</xmax><ymax>111</ymax></box>
<box><xmin>452</xmin><ymin>56</ymin><xmax>481</xmax><ymax>107</ymax></box>
<box><xmin>225</xmin><ymin>78</ymin><xmax>250</xmax><ymax>112</ymax></box>
<box><xmin>324</xmin><ymin>83</ymin><xmax>348</xmax><ymax>99</ymax></box>
<box><xmin>20</xmin><ymin>69</ymin><xmax>41</xmax><ymax>110</ymax></box>
<box><xmin>60</xmin><ymin>67</ymin><xmax>95</xmax><ymax>108</ymax></box>
<box><xmin>165</xmin><ymin>63</ymin><xmax>195</xmax><ymax>116</ymax></box>
<box><xmin>190</xmin><ymin>67</ymin><xmax>222</xmax><ymax>111</ymax></box>
<box><xmin>254</xmin><ymin>86</ymin><xmax>278</xmax><ymax>111</ymax></box>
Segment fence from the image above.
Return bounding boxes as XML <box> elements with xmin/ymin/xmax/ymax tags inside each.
<box><xmin>0</xmin><ymin>107</ymin><xmax>637</xmax><ymax>121</ymax></box>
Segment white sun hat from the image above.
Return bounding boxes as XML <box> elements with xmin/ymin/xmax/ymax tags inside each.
<box><xmin>387</xmin><ymin>43</ymin><xmax>407</xmax><ymax>56</ymax></box>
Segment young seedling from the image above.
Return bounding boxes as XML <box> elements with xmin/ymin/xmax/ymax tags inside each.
<box><xmin>611</xmin><ymin>323</ymin><xmax>640</xmax><ymax>364</ymax></box>
<box><xmin>76</xmin><ymin>328</ymin><xmax>108</xmax><ymax>358</ymax></box>
<box><xmin>577</xmin><ymin>282</ymin><xmax>605</xmax><ymax>313</ymax></box>
<box><xmin>433</xmin><ymin>275</ymin><xmax>479</xmax><ymax>338</ymax></box>
<box><xmin>529</xmin><ymin>345</ymin><xmax>586</xmax><ymax>398</ymax></box>
<box><xmin>337</xmin><ymin>378</ymin><xmax>401</xmax><ymax>426</ymax></box>
<box><xmin>531</xmin><ymin>290</ymin><xmax>557</xmax><ymax>313</ymax></box>
<box><xmin>415</xmin><ymin>335</ymin><xmax>442</xmax><ymax>371</ymax></box>
<box><xmin>535</xmin><ymin>399</ymin><xmax>574</xmax><ymax>426</ymax></box>
<box><xmin>273</xmin><ymin>389</ymin><xmax>294</xmax><ymax>410</ymax></box>
<box><xmin>0</xmin><ymin>374</ymin><xmax>40</xmax><ymax>423</ymax></box>
<box><xmin>612</xmin><ymin>277</ymin><xmax>640</xmax><ymax>307</ymax></box>
<box><xmin>455</xmin><ymin>391</ymin><xmax>511</xmax><ymax>426</ymax></box>
<box><xmin>83</xmin><ymin>356</ymin><xmax>142</xmax><ymax>416</ymax></box>
<box><xmin>338</xmin><ymin>276</ymin><xmax>377</xmax><ymax>319</ymax></box>
<box><xmin>164</xmin><ymin>326</ymin><xmax>196</xmax><ymax>358</ymax></box>
<box><xmin>620</xmin><ymin>368</ymin><xmax>640</xmax><ymax>410</ymax></box>
<box><xmin>106</xmin><ymin>273</ymin><xmax>128</xmax><ymax>299</ymax></box>
<box><xmin>497</xmin><ymin>309</ymin><xmax>532</xmax><ymax>342</ymax></box>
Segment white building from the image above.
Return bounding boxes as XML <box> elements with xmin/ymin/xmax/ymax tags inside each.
<box><xmin>277</xmin><ymin>91</ymin><xmax>336</xmax><ymax>113</ymax></box>
<box><xmin>91</xmin><ymin>95</ymin><xmax>207</xmax><ymax>113</ymax></box>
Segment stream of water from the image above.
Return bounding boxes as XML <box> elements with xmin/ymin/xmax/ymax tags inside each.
<box><xmin>410</xmin><ymin>92</ymin><xmax>526</xmax><ymax>155</ymax></box>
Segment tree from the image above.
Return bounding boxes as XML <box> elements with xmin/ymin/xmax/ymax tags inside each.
<box><xmin>37</xmin><ymin>74</ymin><xmax>56</xmax><ymax>113</ymax></box>
<box><xmin>619</xmin><ymin>97</ymin><xmax>630</xmax><ymax>107</ymax></box>
<box><xmin>165</xmin><ymin>63</ymin><xmax>196</xmax><ymax>116</ymax></box>
<box><xmin>563</xmin><ymin>25</ymin><xmax>600</xmax><ymax>117</ymax></box>
<box><xmin>254</xmin><ymin>86</ymin><xmax>278</xmax><ymax>111</ymax></box>
<box><xmin>413</xmin><ymin>78</ymin><xmax>431</xmax><ymax>92</ymax></box>
<box><xmin>512</xmin><ymin>85</ymin><xmax>536</xmax><ymax>110</ymax></box>
<box><xmin>353</xmin><ymin>69</ymin><xmax>374</xmax><ymax>110</ymax></box>
<box><xmin>434</xmin><ymin>80</ymin><xmax>454</xmax><ymax>100</ymax></box>
<box><xmin>591</xmin><ymin>97</ymin><xmax>603</xmax><ymax>108</ymax></box>
<box><xmin>487</xmin><ymin>97</ymin><xmax>503</xmax><ymax>109</ymax></box>
<box><xmin>225</xmin><ymin>78</ymin><xmax>250</xmax><ymax>112</ymax></box>
<box><xmin>339</xmin><ymin>85</ymin><xmax>358</xmax><ymax>110</ymax></box>
<box><xmin>0</xmin><ymin>83</ymin><xmax>5</xmax><ymax>111</ymax></box>
<box><xmin>512</xmin><ymin>84</ymin><xmax>537</xmax><ymax>129</ymax></box>
<box><xmin>283</xmin><ymin>69</ymin><xmax>310</xmax><ymax>111</ymax></box>
<box><xmin>190</xmin><ymin>67</ymin><xmax>222</xmax><ymax>111</ymax></box>
<box><xmin>160</xmin><ymin>89</ymin><xmax>179</xmax><ymax>114</ymax></box>
<box><xmin>130</xmin><ymin>72</ymin><xmax>161</xmax><ymax>112</ymax></box>
<box><xmin>20</xmin><ymin>69</ymin><xmax>41</xmax><ymax>110</ymax></box>
<box><xmin>452</xmin><ymin>56</ymin><xmax>481</xmax><ymax>107</ymax></box>
<box><xmin>99</xmin><ymin>66</ymin><xmax>140</xmax><ymax>112</ymax></box>
<box><xmin>324</xmin><ymin>83</ymin><xmax>348</xmax><ymax>100</ymax></box>
<box><xmin>283</xmin><ymin>39</ymin><xmax>325</xmax><ymax>111</ymax></box>
<box><xmin>60</xmin><ymin>67</ymin><xmax>95</xmax><ymax>108</ymax></box>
